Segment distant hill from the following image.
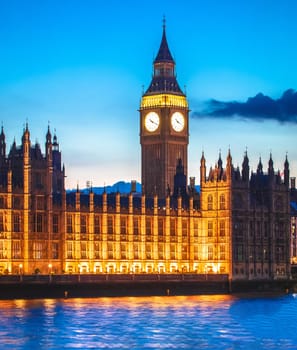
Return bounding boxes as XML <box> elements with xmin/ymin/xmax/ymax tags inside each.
<box><xmin>67</xmin><ymin>181</ymin><xmax>142</xmax><ymax>194</ymax></box>
<box><xmin>67</xmin><ymin>181</ymin><xmax>200</xmax><ymax>195</ymax></box>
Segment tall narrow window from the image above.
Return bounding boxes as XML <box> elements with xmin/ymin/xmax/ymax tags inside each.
<box><xmin>236</xmin><ymin>245</ymin><xmax>243</xmax><ymax>262</ymax></box>
<box><xmin>52</xmin><ymin>242</ymin><xmax>59</xmax><ymax>259</ymax></box>
<box><xmin>53</xmin><ymin>214</ymin><xmax>59</xmax><ymax>233</ymax></box>
<box><xmin>219</xmin><ymin>245</ymin><xmax>226</xmax><ymax>260</ymax></box>
<box><xmin>193</xmin><ymin>220</ymin><xmax>198</xmax><ymax>238</ymax></box>
<box><xmin>121</xmin><ymin>243</ymin><xmax>127</xmax><ymax>259</ymax></box>
<box><xmin>67</xmin><ymin>242</ymin><xmax>73</xmax><ymax>259</ymax></box>
<box><xmin>36</xmin><ymin>214</ymin><xmax>43</xmax><ymax>233</ymax></box>
<box><xmin>208</xmin><ymin>246</ymin><xmax>213</xmax><ymax>260</ymax></box>
<box><xmin>107</xmin><ymin>243</ymin><xmax>113</xmax><ymax>259</ymax></box>
<box><xmin>80</xmin><ymin>215</ymin><xmax>87</xmax><ymax>234</ymax></box>
<box><xmin>107</xmin><ymin>216</ymin><xmax>114</xmax><ymax>234</ymax></box>
<box><xmin>33</xmin><ymin>242</ymin><xmax>43</xmax><ymax>259</ymax></box>
<box><xmin>120</xmin><ymin>217</ymin><xmax>127</xmax><ymax>235</ymax></box>
<box><xmin>146</xmin><ymin>218</ymin><xmax>152</xmax><ymax>235</ymax></box>
<box><xmin>12</xmin><ymin>241</ymin><xmax>21</xmax><ymax>259</ymax></box>
<box><xmin>158</xmin><ymin>218</ymin><xmax>164</xmax><ymax>236</ymax></box>
<box><xmin>194</xmin><ymin>245</ymin><xmax>198</xmax><ymax>259</ymax></box>
<box><xmin>182</xmin><ymin>219</ymin><xmax>188</xmax><ymax>237</ymax></box>
<box><xmin>134</xmin><ymin>243</ymin><xmax>139</xmax><ymax>259</ymax></box>
<box><xmin>94</xmin><ymin>242</ymin><xmax>100</xmax><ymax>258</ymax></box>
<box><xmin>170</xmin><ymin>244</ymin><xmax>176</xmax><ymax>259</ymax></box>
<box><xmin>170</xmin><ymin>218</ymin><xmax>176</xmax><ymax>236</ymax></box>
<box><xmin>13</xmin><ymin>214</ymin><xmax>20</xmax><ymax>232</ymax></box>
<box><xmin>67</xmin><ymin>215</ymin><xmax>73</xmax><ymax>233</ymax></box>
<box><xmin>94</xmin><ymin>216</ymin><xmax>101</xmax><ymax>234</ymax></box>
<box><xmin>219</xmin><ymin>221</ymin><xmax>225</xmax><ymax>237</ymax></box>
<box><xmin>80</xmin><ymin>242</ymin><xmax>87</xmax><ymax>258</ymax></box>
<box><xmin>146</xmin><ymin>243</ymin><xmax>152</xmax><ymax>259</ymax></box>
<box><xmin>208</xmin><ymin>221</ymin><xmax>213</xmax><ymax>237</ymax></box>
<box><xmin>133</xmin><ymin>218</ymin><xmax>139</xmax><ymax>235</ymax></box>
<box><xmin>0</xmin><ymin>241</ymin><xmax>4</xmax><ymax>258</ymax></box>
<box><xmin>158</xmin><ymin>243</ymin><xmax>164</xmax><ymax>259</ymax></box>
<box><xmin>219</xmin><ymin>194</ymin><xmax>226</xmax><ymax>209</ymax></box>
<box><xmin>182</xmin><ymin>244</ymin><xmax>188</xmax><ymax>259</ymax></box>
<box><xmin>207</xmin><ymin>195</ymin><xmax>213</xmax><ymax>210</ymax></box>
<box><xmin>0</xmin><ymin>213</ymin><xmax>4</xmax><ymax>232</ymax></box>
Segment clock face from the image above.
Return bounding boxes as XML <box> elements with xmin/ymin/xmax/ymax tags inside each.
<box><xmin>171</xmin><ymin>112</ymin><xmax>185</xmax><ymax>132</ymax></box>
<box><xmin>144</xmin><ymin>111</ymin><xmax>160</xmax><ymax>132</ymax></box>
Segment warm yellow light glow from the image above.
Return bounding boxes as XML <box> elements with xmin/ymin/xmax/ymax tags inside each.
<box><xmin>141</xmin><ymin>94</ymin><xmax>188</xmax><ymax>109</ymax></box>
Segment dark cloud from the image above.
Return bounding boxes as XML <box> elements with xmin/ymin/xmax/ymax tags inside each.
<box><xmin>193</xmin><ymin>89</ymin><xmax>297</xmax><ymax>123</ymax></box>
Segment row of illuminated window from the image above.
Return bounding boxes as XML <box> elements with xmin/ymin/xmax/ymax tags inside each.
<box><xmin>0</xmin><ymin>195</ymin><xmax>46</xmax><ymax>210</ymax></box>
<box><xmin>0</xmin><ymin>212</ymin><xmax>227</xmax><ymax>239</ymax></box>
<box><xmin>66</xmin><ymin>215</ymin><xmax>199</xmax><ymax>237</ymax></box>
<box><xmin>233</xmin><ymin>221</ymin><xmax>287</xmax><ymax>239</ymax></box>
<box><xmin>0</xmin><ymin>213</ymin><xmax>58</xmax><ymax>233</ymax></box>
<box><xmin>234</xmin><ymin>245</ymin><xmax>286</xmax><ymax>262</ymax></box>
<box><xmin>65</xmin><ymin>242</ymin><xmax>226</xmax><ymax>261</ymax></box>
<box><xmin>0</xmin><ymin>241</ymin><xmax>59</xmax><ymax>260</ymax></box>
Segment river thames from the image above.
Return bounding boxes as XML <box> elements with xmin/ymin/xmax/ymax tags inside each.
<box><xmin>0</xmin><ymin>294</ymin><xmax>296</xmax><ymax>349</ymax></box>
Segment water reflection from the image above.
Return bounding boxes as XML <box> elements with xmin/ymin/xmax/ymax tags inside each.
<box><xmin>0</xmin><ymin>295</ymin><xmax>296</xmax><ymax>349</ymax></box>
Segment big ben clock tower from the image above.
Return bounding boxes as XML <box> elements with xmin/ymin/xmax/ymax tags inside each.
<box><xmin>140</xmin><ymin>21</ymin><xmax>189</xmax><ymax>198</ymax></box>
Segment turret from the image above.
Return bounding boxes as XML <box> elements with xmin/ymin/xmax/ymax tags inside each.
<box><xmin>284</xmin><ymin>154</ymin><xmax>289</xmax><ymax>187</ymax></box>
<box><xmin>226</xmin><ymin>149</ymin><xmax>232</xmax><ymax>180</ymax></box>
<box><xmin>257</xmin><ymin>157</ymin><xmax>263</xmax><ymax>175</ymax></box>
<box><xmin>45</xmin><ymin>125</ymin><xmax>52</xmax><ymax>162</ymax></box>
<box><xmin>242</xmin><ymin>150</ymin><xmax>249</xmax><ymax>182</ymax></box>
<box><xmin>22</xmin><ymin>122</ymin><xmax>30</xmax><ymax>161</ymax></box>
<box><xmin>217</xmin><ymin>151</ymin><xmax>223</xmax><ymax>180</ymax></box>
<box><xmin>0</xmin><ymin>125</ymin><xmax>6</xmax><ymax>161</ymax></box>
<box><xmin>268</xmin><ymin>153</ymin><xmax>274</xmax><ymax>178</ymax></box>
<box><xmin>200</xmin><ymin>152</ymin><xmax>206</xmax><ymax>184</ymax></box>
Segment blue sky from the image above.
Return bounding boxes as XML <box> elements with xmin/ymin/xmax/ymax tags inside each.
<box><xmin>0</xmin><ymin>0</ymin><xmax>296</xmax><ymax>189</ymax></box>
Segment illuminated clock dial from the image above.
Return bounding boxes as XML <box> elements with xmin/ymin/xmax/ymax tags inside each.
<box><xmin>171</xmin><ymin>111</ymin><xmax>185</xmax><ymax>132</ymax></box>
<box><xmin>145</xmin><ymin>111</ymin><xmax>160</xmax><ymax>132</ymax></box>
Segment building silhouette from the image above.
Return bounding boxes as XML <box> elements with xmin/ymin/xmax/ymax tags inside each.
<box><xmin>0</xmin><ymin>24</ymin><xmax>291</xmax><ymax>280</ymax></box>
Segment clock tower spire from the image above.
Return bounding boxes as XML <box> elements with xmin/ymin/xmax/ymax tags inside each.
<box><xmin>140</xmin><ymin>21</ymin><xmax>189</xmax><ymax>199</ymax></box>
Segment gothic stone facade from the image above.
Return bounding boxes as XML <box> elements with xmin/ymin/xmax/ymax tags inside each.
<box><xmin>0</xmin><ymin>126</ymin><xmax>291</xmax><ymax>280</ymax></box>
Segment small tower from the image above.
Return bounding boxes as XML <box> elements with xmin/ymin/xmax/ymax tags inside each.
<box><xmin>284</xmin><ymin>154</ymin><xmax>289</xmax><ymax>187</ymax></box>
<box><xmin>268</xmin><ymin>153</ymin><xmax>274</xmax><ymax>178</ymax></box>
<box><xmin>0</xmin><ymin>125</ymin><xmax>6</xmax><ymax>161</ymax></box>
<box><xmin>22</xmin><ymin>123</ymin><xmax>31</xmax><ymax>162</ymax></box>
<box><xmin>226</xmin><ymin>149</ymin><xmax>232</xmax><ymax>180</ymax></box>
<box><xmin>242</xmin><ymin>150</ymin><xmax>249</xmax><ymax>182</ymax></box>
<box><xmin>200</xmin><ymin>152</ymin><xmax>206</xmax><ymax>184</ymax></box>
<box><xmin>45</xmin><ymin>125</ymin><xmax>52</xmax><ymax>162</ymax></box>
<box><xmin>257</xmin><ymin>157</ymin><xmax>263</xmax><ymax>175</ymax></box>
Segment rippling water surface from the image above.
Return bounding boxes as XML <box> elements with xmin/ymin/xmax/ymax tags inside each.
<box><xmin>0</xmin><ymin>294</ymin><xmax>296</xmax><ymax>349</ymax></box>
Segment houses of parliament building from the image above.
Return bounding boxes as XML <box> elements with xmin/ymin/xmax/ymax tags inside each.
<box><xmin>0</xmin><ymin>24</ymin><xmax>292</xmax><ymax>281</ymax></box>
